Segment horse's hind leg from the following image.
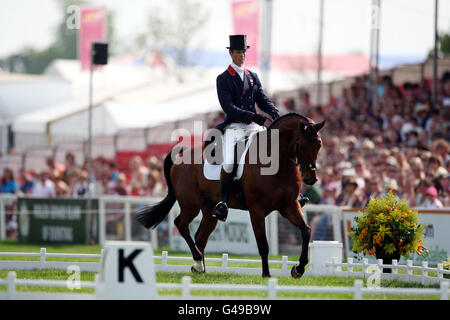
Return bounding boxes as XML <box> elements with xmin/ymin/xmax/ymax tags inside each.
<box><xmin>174</xmin><ymin>206</ymin><xmax>203</xmax><ymax>270</ymax></box>
<box><xmin>280</xmin><ymin>200</ymin><xmax>311</xmax><ymax>279</ymax></box>
<box><xmin>192</xmin><ymin>202</ymin><xmax>219</xmax><ymax>273</ymax></box>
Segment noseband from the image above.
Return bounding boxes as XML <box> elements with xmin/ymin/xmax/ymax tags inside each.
<box><xmin>289</xmin><ymin>122</ymin><xmax>319</xmax><ymax>174</ymax></box>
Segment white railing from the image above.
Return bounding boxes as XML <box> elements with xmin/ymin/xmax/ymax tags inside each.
<box><xmin>1</xmin><ymin>249</ymin><xmax>450</xmax><ymax>284</ymax></box>
<box><xmin>0</xmin><ymin>272</ymin><xmax>448</xmax><ymax>300</ymax></box>
<box><xmin>326</xmin><ymin>257</ymin><xmax>450</xmax><ymax>285</ymax></box>
<box><xmin>0</xmin><ymin>249</ymin><xmax>299</xmax><ymax>276</ymax></box>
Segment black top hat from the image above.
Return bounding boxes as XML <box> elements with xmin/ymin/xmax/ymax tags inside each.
<box><xmin>227</xmin><ymin>35</ymin><xmax>250</xmax><ymax>50</ymax></box>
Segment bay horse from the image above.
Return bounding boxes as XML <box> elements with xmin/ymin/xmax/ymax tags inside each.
<box><xmin>136</xmin><ymin>113</ymin><xmax>325</xmax><ymax>278</ymax></box>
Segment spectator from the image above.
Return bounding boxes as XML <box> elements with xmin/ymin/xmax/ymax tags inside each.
<box><xmin>0</xmin><ymin>168</ymin><xmax>18</xmax><ymax>194</ymax></box>
<box><xmin>72</xmin><ymin>170</ymin><xmax>89</xmax><ymax>197</ymax></box>
<box><xmin>63</xmin><ymin>152</ymin><xmax>78</xmax><ymax>184</ymax></box>
<box><xmin>130</xmin><ymin>155</ymin><xmax>149</xmax><ymax>187</ymax></box>
<box><xmin>18</xmin><ymin>168</ymin><xmax>33</xmax><ymax>195</ymax></box>
<box><xmin>145</xmin><ymin>170</ymin><xmax>165</xmax><ymax>197</ymax></box>
<box><xmin>361</xmin><ymin>176</ymin><xmax>383</xmax><ymax>207</ymax></box>
<box><xmin>423</xmin><ymin>186</ymin><xmax>443</xmax><ymax>208</ymax></box>
<box><xmin>113</xmin><ymin>173</ymin><xmax>128</xmax><ymax>196</ymax></box>
<box><xmin>336</xmin><ymin>175</ymin><xmax>363</xmax><ymax>208</ymax></box>
<box><xmin>32</xmin><ymin>170</ymin><xmax>55</xmax><ymax>198</ymax></box>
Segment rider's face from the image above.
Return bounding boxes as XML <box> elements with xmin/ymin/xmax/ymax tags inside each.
<box><xmin>230</xmin><ymin>50</ymin><xmax>246</xmax><ymax>67</ymax></box>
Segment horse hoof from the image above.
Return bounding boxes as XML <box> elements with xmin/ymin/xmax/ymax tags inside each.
<box><xmin>262</xmin><ymin>273</ymin><xmax>271</xmax><ymax>278</ymax></box>
<box><xmin>291</xmin><ymin>265</ymin><xmax>303</xmax><ymax>279</ymax></box>
<box><xmin>191</xmin><ymin>260</ymin><xmax>205</xmax><ymax>273</ymax></box>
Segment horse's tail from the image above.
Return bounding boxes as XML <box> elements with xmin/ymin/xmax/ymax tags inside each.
<box><xmin>136</xmin><ymin>148</ymin><xmax>182</xmax><ymax>229</ymax></box>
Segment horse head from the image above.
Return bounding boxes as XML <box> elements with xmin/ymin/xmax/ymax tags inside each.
<box><xmin>269</xmin><ymin>113</ymin><xmax>326</xmax><ymax>185</ymax></box>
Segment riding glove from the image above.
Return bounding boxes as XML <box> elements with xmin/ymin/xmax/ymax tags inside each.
<box><xmin>252</xmin><ymin>113</ymin><xmax>267</xmax><ymax>126</ymax></box>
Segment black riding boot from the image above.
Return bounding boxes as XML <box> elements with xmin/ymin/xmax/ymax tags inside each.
<box><xmin>298</xmin><ymin>194</ymin><xmax>310</xmax><ymax>207</ymax></box>
<box><xmin>212</xmin><ymin>174</ymin><xmax>233</xmax><ymax>222</ymax></box>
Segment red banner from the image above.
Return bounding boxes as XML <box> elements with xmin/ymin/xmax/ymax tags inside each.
<box><xmin>78</xmin><ymin>7</ymin><xmax>106</xmax><ymax>70</ymax></box>
<box><xmin>231</xmin><ymin>0</ymin><xmax>259</xmax><ymax>67</ymax></box>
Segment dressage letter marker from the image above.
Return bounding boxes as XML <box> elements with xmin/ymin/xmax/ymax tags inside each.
<box><xmin>118</xmin><ymin>249</ymin><xmax>143</xmax><ymax>283</ymax></box>
<box><xmin>95</xmin><ymin>241</ymin><xmax>156</xmax><ymax>299</ymax></box>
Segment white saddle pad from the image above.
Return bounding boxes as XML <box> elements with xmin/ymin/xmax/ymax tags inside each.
<box><xmin>203</xmin><ymin>128</ymin><xmax>263</xmax><ymax>181</ymax></box>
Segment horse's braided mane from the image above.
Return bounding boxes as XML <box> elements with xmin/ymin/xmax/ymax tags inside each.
<box><xmin>268</xmin><ymin>112</ymin><xmax>310</xmax><ymax>130</ymax></box>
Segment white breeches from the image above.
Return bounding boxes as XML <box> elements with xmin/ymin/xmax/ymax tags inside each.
<box><xmin>222</xmin><ymin>122</ymin><xmax>261</xmax><ymax>173</ymax></box>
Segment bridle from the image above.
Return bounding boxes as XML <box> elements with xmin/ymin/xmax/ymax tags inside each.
<box><xmin>288</xmin><ymin>121</ymin><xmax>319</xmax><ymax>175</ymax></box>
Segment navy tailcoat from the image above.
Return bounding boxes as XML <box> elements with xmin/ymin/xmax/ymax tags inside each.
<box><xmin>215</xmin><ymin>65</ymin><xmax>278</xmax><ymax>132</ymax></box>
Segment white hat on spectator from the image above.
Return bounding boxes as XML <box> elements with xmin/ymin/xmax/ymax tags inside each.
<box><xmin>342</xmin><ymin>168</ymin><xmax>357</xmax><ymax>177</ymax></box>
<box><xmin>386</xmin><ymin>156</ymin><xmax>399</xmax><ymax>167</ymax></box>
<box><xmin>401</xmin><ymin>123</ymin><xmax>417</xmax><ymax>136</ymax></box>
<box><xmin>337</xmin><ymin>161</ymin><xmax>352</xmax><ymax>170</ymax></box>
<box><xmin>384</xmin><ymin>179</ymin><xmax>399</xmax><ymax>191</ymax></box>
<box><xmin>434</xmin><ymin>166</ymin><xmax>448</xmax><ymax>179</ymax></box>
<box><xmin>361</xmin><ymin>139</ymin><xmax>375</xmax><ymax>150</ymax></box>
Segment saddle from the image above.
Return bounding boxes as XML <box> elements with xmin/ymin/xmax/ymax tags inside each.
<box><xmin>203</xmin><ymin>128</ymin><xmax>263</xmax><ymax>181</ymax></box>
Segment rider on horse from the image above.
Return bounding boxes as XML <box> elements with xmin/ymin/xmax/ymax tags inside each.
<box><xmin>212</xmin><ymin>34</ymin><xmax>309</xmax><ymax>222</ymax></box>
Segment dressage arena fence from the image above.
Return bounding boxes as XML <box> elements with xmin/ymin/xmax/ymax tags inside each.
<box><xmin>0</xmin><ymin>249</ymin><xmax>449</xmax><ymax>300</ymax></box>
<box><xmin>1</xmin><ymin>272</ymin><xmax>448</xmax><ymax>300</ymax></box>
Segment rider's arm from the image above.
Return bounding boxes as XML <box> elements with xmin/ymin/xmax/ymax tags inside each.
<box><xmin>253</xmin><ymin>72</ymin><xmax>279</xmax><ymax>118</ymax></box>
<box><xmin>217</xmin><ymin>75</ymin><xmax>255</xmax><ymax>123</ymax></box>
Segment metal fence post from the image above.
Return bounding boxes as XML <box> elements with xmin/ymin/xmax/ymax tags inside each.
<box><xmin>124</xmin><ymin>201</ymin><xmax>131</xmax><ymax>241</ymax></box>
<box><xmin>99</xmin><ymin>198</ymin><xmax>106</xmax><ymax>245</ymax></box>
<box><xmin>0</xmin><ymin>198</ymin><xmax>5</xmax><ymax>240</ymax></box>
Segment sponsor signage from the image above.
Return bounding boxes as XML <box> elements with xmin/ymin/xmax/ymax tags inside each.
<box><xmin>231</xmin><ymin>0</ymin><xmax>260</xmax><ymax>67</ymax></box>
<box><xmin>79</xmin><ymin>6</ymin><xmax>106</xmax><ymax>70</ymax></box>
<box><xmin>18</xmin><ymin>198</ymin><xmax>99</xmax><ymax>244</ymax></box>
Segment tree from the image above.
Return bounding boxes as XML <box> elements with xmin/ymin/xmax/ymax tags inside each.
<box><xmin>137</xmin><ymin>0</ymin><xmax>209</xmax><ymax>80</ymax></box>
<box><xmin>427</xmin><ymin>29</ymin><xmax>450</xmax><ymax>58</ymax></box>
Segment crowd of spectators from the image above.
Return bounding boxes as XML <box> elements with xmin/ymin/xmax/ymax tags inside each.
<box><xmin>0</xmin><ymin>152</ymin><xmax>168</xmax><ymax>198</ymax></box>
<box><xmin>1</xmin><ymin>70</ymin><xmax>449</xmax><ymax>243</ymax></box>
<box><xmin>277</xmin><ymin>72</ymin><xmax>450</xmax><ymax>242</ymax></box>
<box><xmin>280</xmin><ymin>72</ymin><xmax>450</xmax><ymax>212</ymax></box>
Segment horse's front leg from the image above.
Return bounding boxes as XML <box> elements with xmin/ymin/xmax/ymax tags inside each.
<box><xmin>193</xmin><ymin>203</ymin><xmax>219</xmax><ymax>273</ymax></box>
<box><xmin>248</xmin><ymin>205</ymin><xmax>271</xmax><ymax>278</ymax></box>
<box><xmin>280</xmin><ymin>200</ymin><xmax>311</xmax><ymax>278</ymax></box>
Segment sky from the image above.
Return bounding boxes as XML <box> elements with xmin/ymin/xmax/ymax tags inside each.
<box><xmin>1</xmin><ymin>0</ymin><xmax>450</xmax><ymax>61</ymax></box>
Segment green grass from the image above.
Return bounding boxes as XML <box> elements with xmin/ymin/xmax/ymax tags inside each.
<box><xmin>0</xmin><ymin>240</ymin><xmax>442</xmax><ymax>299</ymax></box>
<box><xmin>0</xmin><ymin>270</ymin><xmax>440</xmax><ymax>299</ymax></box>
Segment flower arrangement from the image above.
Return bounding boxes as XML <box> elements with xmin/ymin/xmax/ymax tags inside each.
<box><xmin>350</xmin><ymin>191</ymin><xmax>428</xmax><ymax>259</ymax></box>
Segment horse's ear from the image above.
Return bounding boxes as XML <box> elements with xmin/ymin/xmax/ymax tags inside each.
<box><xmin>314</xmin><ymin>120</ymin><xmax>326</xmax><ymax>132</ymax></box>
